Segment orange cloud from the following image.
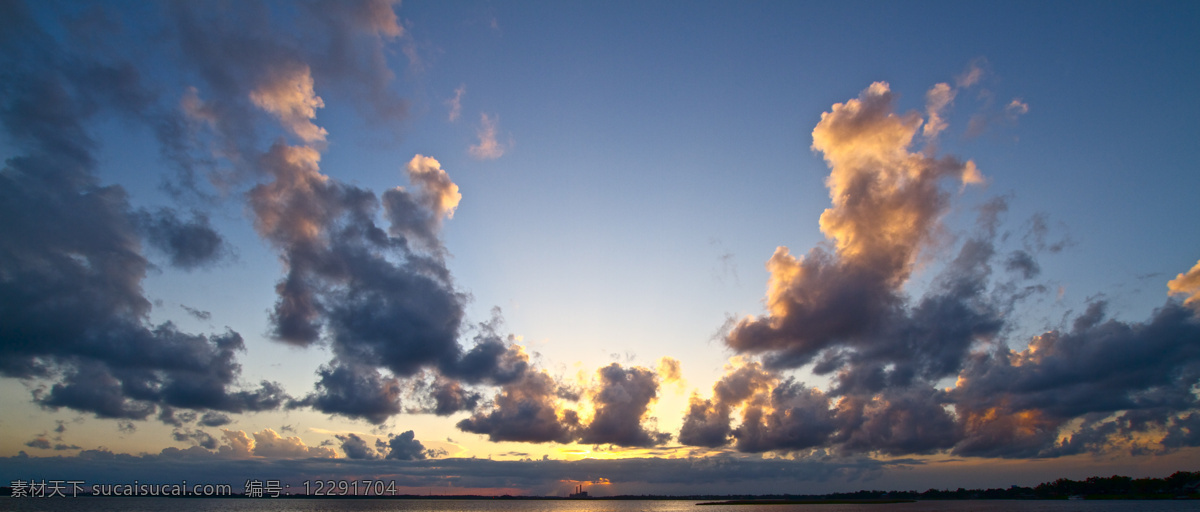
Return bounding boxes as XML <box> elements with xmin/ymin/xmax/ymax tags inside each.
<box><xmin>215</xmin><ymin>428</ymin><xmax>335</xmax><ymax>459</ymax></box>
<box><xmin>923</xmin><ymin>82</ymin><xmax>955</xmax><ymax>139</ymax></box>
<box><xmin>406</xmin><ymin>155</ymin><xmax>462</xmax><ymax>220</ymax></box>
<box><xmin>250</xmin><ymin>64</ymin><xmax>327</xmax><ymax>143</ymax></box>
<box><xmin>1168</xmin><ymin>259</ymin><xmax>1200</xmax><ymax>307</ymax></box>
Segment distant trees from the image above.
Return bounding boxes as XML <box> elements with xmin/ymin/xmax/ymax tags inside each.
<box><xmin>1032</xmin><ymin>471</ymin><xmax>1200</xmax><ymax>498</ymax></box>
<box><xmin>800</xmin><ymin>470</ymin><xmax>1200</xmax><ymax>501</ymax></box>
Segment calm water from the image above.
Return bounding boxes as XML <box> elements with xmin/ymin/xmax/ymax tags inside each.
<box><xmin>1</xmin><ymin>499</ymin><xmax>1198</xmax><ymax>512</ymax></box>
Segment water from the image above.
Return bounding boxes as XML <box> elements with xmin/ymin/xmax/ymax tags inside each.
<box><xmin>1</xmin><ymin>499</ymin><xmax>1197</xmax><ymax>512</ymax></box>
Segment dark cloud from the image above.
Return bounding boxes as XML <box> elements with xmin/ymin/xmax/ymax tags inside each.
<box><xmin>337</xmin><ymin>433</ymin><xmax>380</xmax><ymax>460</ymax></box>
<box><xmin>459</xmin><ymin>362</ymin><xmax>672</xmax><ymax>447</ymax></box>
<box><xmin>25</xmin><ymin>438</ymin><xmax>51</xmax><ymax>450</ymax></box>
<box><xmin>198</xmin><ymin>411</ymin><xmax>232</xmax><ymax>427</ymax></box>
<box><xmin>1</xmin><ymin>0</ymin><xmax>540</xmax><ymax>429</ymax></box>
<box><xmin>180</xmin><ymin>305</ymin><xmax>212</xmax><ymax>321</ymax></box>
<box><xmin>458</xmin><ymin>371</ymin><xmax>579</xmax><ymax>444</ymax></box>
<box><xmin>246</xmin><ymin>145</ymin><xmax>518</xmax><ymax>423</ymax></box>
<box><xmin>1162</xmin><ymin>413</ymin><xmax>1200</xmax><ymax>449</ymax></box>
<box><xmin>0</xmin><ymin>0</ymin><xmax>285</xmax><ymax>422</ymax></box>
<box><xmin>157</xmin><ymin>408</ymin><xmax>197</xmax><ymax>428</ymax></box>
<box><xmin>406</xmin><ymin>376</ymin><xmax>484</xmax><ymax>416</ymax></box>
<box><xmin>734</xmin><ymin>379</ymin><xmax>838</xmax><ymax>453</ymax></box>
<box><xmin>680</xmin><ymin>361</ymin><xmax>774</xmax><ymax>448</ymax></box>
<box><xmin>134</xmin><ymin>208</ymin><xmax>228</xmax><ymax>269</ymax></box>
<box><xmin>292</xmin><ymin>362</ymin><xmax>402</xmax><ymax>424</ymax></box>
<box><xmin>1004</xmin><ymin>250</ymin><xmax>1040</xmax><ymax>279</ymax></box>
<box><xmin>951</xmin><ymin>300</ymin><xmax>1200</xmax><ymax>458</ymax></box>
<box><xmin>382</xmin><ymin>430</ymin><xmax>429</xmax><ymax>461</ymax></box>
<box><xmin>173</xmin><ymin>429</ymin><xmax>218</xmax><ymax>450</ymax></box>
<box><xmin>577</xmin><ymin>364</ymin><xmax>670</xmax><ymax>447</ymax></box>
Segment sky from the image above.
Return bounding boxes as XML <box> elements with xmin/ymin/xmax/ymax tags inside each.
<box><xmin>2</xmin><ymin>0</ymin><xmax>1200</xmax><ymax>497</ymax></box>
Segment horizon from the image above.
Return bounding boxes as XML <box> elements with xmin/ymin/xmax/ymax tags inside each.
<box><xmin>2</xmin><ymin>0</ymin><xmax>1199</xmax><ymax>498</ymax></box>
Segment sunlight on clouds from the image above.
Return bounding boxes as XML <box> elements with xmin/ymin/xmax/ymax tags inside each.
<box><xmin>406</xmin><ymin>154</ymin><xmax>463</xmax><ymax>219</ymax></box>
<box><xmin>923</xmin><ymin>82</ymin><xmax>955</xmax><ymax>139</ymax></box>
<box><xmin>1168</xmin><ymin>259</ymin><xmax>1200</xmax><ymax>307</ymax></box>
<box><xmin>250</xmin><ymin>64</ymin><xmax>328</xmax><ymax>144</ymax></box>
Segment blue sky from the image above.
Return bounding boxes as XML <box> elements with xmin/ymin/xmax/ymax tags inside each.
<box><xmin>2</xmin><ymin>0</ymin><xmax>1199</xmax><ymax>496</ymax></box>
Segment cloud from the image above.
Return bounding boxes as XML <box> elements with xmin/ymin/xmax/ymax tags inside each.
<box><xmin>469</xmin><ymin>113</ymin><xmax>507</xmax><ymax>160</ymax></box>
<box><xmin>1005</xmin><ymin>99</ymin><xmax>1030</xmax><ymax>118</ymax></box>
<box><xmin>956</xmin><ymin>59</ymin><xmax>986</xmax><ymax>88</ymax></box>
<box><xmin>293</xmin><ymin>362</ymin><xmax>403</xmax><ymax>424</ymax></box>
<box><xmin>1168</xmin><ymin>259</ymin><xmax>1200</xmax><ymax>308</ymax></box>
<box><xmin>250</xmin><ymin>63</ymin><xmax>328</xmax><ymax>144</ymax></box>
<box><xmin>198</xmin><ymin>411</ymin><xmax>232</xmax><ymax>427</ymax></box>
<box><xmin>698</xmin><ymin>79</ymin><xmax>1200</xmax><ymax>460</ymax></box>
<box><xmin>577</xmin><ymin>363</ymin><xmax>671</xmax><ymax>447</ymax></box>
<box><xmin>657</xmin><ymin>356</ymin><xmax>685</xmax><ymax>392</ymax></box>
<box><xmin>734</xmin><ymin>378</ymin><xmax>839</xmax><ymax>453</ymax></box>
<box><xmin>216</xmin><ymin>428</ymin><xmax>337</xmax><ymax>459</ymax></box>
<box><xmin>446</xmin><ymin>85</ymin><xmax>465</xmax><ymax>122</ymax></box>
<box><xmin>181</xmin><ymin>305</ymin><xmax>213</xmax><ymax>321</ymax></box>
<box><xmin>382</xmin><ymin>430</ymin><xmax>430</xmax><ymax>460</ymax></box>
<box><xmin>1</xmin><ymin>0</ymin><xmax>538</xmax><ymax>431</ymax></box>
<box><xmin>457</xmin><ymin>370</ymin><xmax>579</xmax><ymax>443</ymax></box>
<box><xmin>173</xmin><ymin>429</ymin><xmax>218</xmax><ymax>450</ymax></box>
<box><xmin>726</xmin><ymin>81</ymin><xmax>983</xmax><ymax>368</ymax></box>
<box><xmin>923</xmin><ymin>82</ymin><xmax>955</xmax><ymax>139</ymax></box>
<box><xmin>337</xmin><ymin>433</ymin><xmax>380</xmax><ymax>460</ymax></box>
<box><xmin>135</xmin><ymin>209</ymin><xmax>229</xmax><ymax>270</ymax></box>
<box><xmin>457</xmin><ymin>361</ymin><xmax>673</xmax><ymax>447</ymax></box>
<box><xmin>951</xmin><ymin>300</ymin><xmax>1200</xmax><ymax>458</ymax></box>
<box><xmin>25</xmin><ymin>437</ymin><xmax>51</xmax><ymax>450</ymax></box>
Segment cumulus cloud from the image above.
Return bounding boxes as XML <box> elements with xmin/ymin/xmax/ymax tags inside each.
<box><xmin>687</xmin><ymin>79</ymin><xmax>1200</xmax><ymax>460</ymax></box>
<box><xmin>0</xmin><ymin>0</ymin><xmax>473</xmax><ymax>427</ymax></box>
<box><xmin>726</xmin><ymin>81</ymin><xmax>984</xmax><ymax>367</ymax></box>
<box><xmin>382</xmin><ymin>430</ymin><xmax>431</xmax><ymax>460</ymax></box>
<box><xmin>680</xmin><ymin>360</ymin><xmax>775</xmax><ymax>448</ymax></box>
<box><xmin>458</xmin><ymin>361</ymin><xmax>672</xmax><ymax>447</ymax></box>
<box><xmin>214</xmin><ymin>428</ymin><xmax>336</xmax><ymax>459</ymax></box>
<box><xmin>458</xmin><ymin>370</ymin><xmax>579</xmax><ymax>443</ymax></box>
<box><xmin>578</xmin><ymin>363</ymin><xmax>671</xmax><ymax>447</ymax></box>
<box><xmin>469</xmin><ymin>113</ymin><xmax>507</xmax><ymax>160</ymax></box>
<box><xmin>337</xmin><ymin>433</ymin><xmax>380</xmax><ymax>459</ymax></box>
<box><xmin>951</xmin><ymin>300</ymin><xmax>1200</xmax><ymax>457</ymax></box>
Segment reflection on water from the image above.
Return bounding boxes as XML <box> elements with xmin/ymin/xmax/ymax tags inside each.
<box><xmin>1</xmin><ymin>498</ymin><xmax>1198</xmax><ymax>512</ymax></box>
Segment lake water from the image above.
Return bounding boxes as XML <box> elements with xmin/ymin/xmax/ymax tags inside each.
<box><xmin>1</xmin><ymin>499</ymin><xmax>1198</xmax><ymax>512</ymax></box>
